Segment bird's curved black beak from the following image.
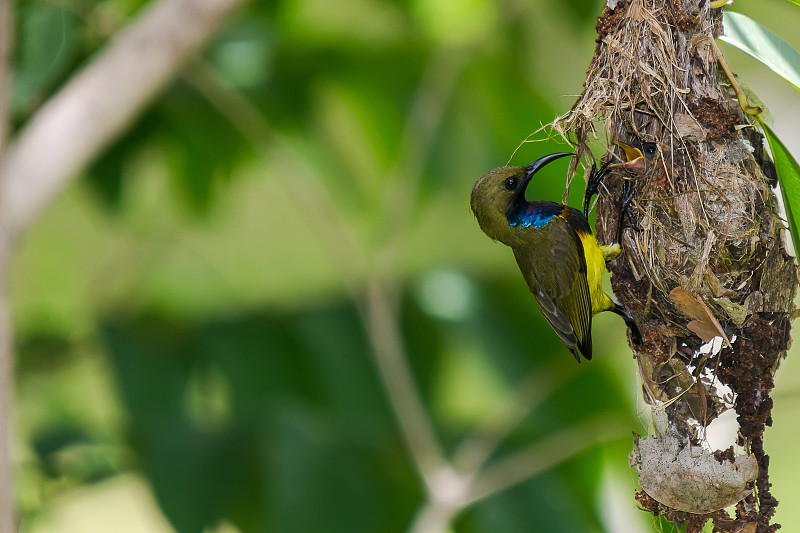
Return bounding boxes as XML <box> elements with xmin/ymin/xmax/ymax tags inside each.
<box><xmin>524</xmin><ymin>152</ymin><xmax>573</xmax><ymax>181</ymax></box>
<box><xmin>509</xmin><ymin>152</ymin><xmax>572</xmax><ymax>207</ymax></box>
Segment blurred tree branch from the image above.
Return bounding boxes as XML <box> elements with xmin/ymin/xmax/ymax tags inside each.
<box><xmin>408</xmin><ymin>416</ymin><xmax>627</xmax><ymax>533</ymax></box>
<box><xmin>452</xmin><ymin>362</ymin><xmax>578</xmax><ymax>475</ymax></box>
<box><xmin>0</xmin><ymin>0</ymin><xmax>247</xmax><ymax>243</ymax></box>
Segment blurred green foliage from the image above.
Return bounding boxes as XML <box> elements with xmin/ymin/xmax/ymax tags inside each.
<box><xmin>8</xmin><ymin>0</ymin><xmax>800</xmax><ymax>532</ymax></box>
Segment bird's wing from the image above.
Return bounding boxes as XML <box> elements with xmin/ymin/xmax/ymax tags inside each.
<box><xmin>514</xmin><ymin>215</ymin><xmax>593</xmax><ymax>361</ymax></box>
<box><xmin>529</xmin><ymin>284</ymin><xmax>583</xmax><ymax>362</ymax></box>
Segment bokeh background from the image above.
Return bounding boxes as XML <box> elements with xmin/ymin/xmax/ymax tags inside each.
<box><xmin>8</xmin><ymin>0</ymin><xmax>800</xmax><ymax>532</ymax></box>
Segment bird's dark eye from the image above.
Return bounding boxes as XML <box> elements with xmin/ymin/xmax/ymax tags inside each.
<box><xmin>642</xmin><ymin>142</ymin><xmax>657</xmax><ymax>156</ymax></box>
<box><xmin>504</xmin><ymin>177</ymin><xmax>518</xmax><ymax>191</ymax></box>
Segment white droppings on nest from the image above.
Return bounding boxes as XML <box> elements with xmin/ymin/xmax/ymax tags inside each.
<box><xmin>701</xmin><ymin>410</ymin><xmax>740</xmax><ymax>451</ymax></box>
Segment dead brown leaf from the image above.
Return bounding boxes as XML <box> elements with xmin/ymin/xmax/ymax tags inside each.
<box><xmin>669</xmin><ymin>286</ymin><xmax>733</xmax><ymax>347</ymax></box>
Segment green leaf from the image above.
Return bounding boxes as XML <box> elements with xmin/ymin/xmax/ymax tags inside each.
<box><xmin>13</xmin><ymin>2</ymin><xmax>79</xmax><ymax>114</ymax></box>
<box><xmin>86</xmin><ymin>115</ymin><xmax>158</xmax><ymax>210</ymax></box>
<box><xmin>101</xmin><ymin>307</ymin><xmax>422</xmax><ymax>533</ymax></box>
<box><xmin>158</xmin><ymin>80</ymin><xmax>247</xmax><ymax>214</ymax></box>
<box><xmin>761</xmin><ymin>122</ymin><xmax>800</xmax><ymax>253</ymax></box>
<box><xmin>720</xmin><ymin>11</ymin><xmax>800</xmax><ymax>92</ymax></box>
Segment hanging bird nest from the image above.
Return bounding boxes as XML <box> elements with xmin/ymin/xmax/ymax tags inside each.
<box><xmin>550</xmin><ymin>1</ymin><xmax>797</xmax><ymax>531</ymax></box>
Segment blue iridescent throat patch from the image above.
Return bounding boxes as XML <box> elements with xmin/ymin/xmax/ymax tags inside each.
<box><xmin>507</xmin><ymin>203</ymin><xmax>560</xmax><ymax>229</ymax></box>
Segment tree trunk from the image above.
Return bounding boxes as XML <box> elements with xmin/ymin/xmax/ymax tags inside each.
<box><xmin>554</xmin><ymin>1</ymin><xmax>797</xmax><ymax>531</ymax></box>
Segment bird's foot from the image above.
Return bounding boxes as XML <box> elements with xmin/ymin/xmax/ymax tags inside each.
<box><xmin>583</xmin><ymin>161</ymin><xmax>611</xmax><ymax>217</ymax></box>
<box><xmin>612</xmin><ymin>303</ymin><xmax>643</xmax><ymax>345</ymax></box>
<box><xmin>616</xmin><ymin>179</ymin><xmax>641</xmax><ymax>233</ymax></box>
<box><xmin>629</xmin><ymin>322</ymin><xmax>643</xmax><ymax>345</ymax></box>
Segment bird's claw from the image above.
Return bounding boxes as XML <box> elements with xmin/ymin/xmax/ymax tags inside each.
<box><xmin>586</xmin><ymin>161</ymin><xmax>611</xmax><ymax>196</ymax></box>
<box><xmin>616</xmin><ymin>180</ymin><xmax>641</xmax><ymax>233</ymax></box>
<box><xmin>617</xmin><ymin>179</ymin><xmax>634</xmax><ymax>209</ymax></box>
<box><xmin>583</xmin><ymin>161</ymin><xmax>612</xmax><ymax>217</ymax></box>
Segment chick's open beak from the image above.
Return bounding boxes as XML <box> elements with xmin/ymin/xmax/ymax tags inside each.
<box><xmin>614</xmin><ymin>142</ymin><xmax>647</xmax><ymax>171</ymax></box>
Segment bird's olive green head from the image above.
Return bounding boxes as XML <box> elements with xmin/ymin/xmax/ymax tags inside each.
<box><xmin>470</xmin><ymin>165</ymin><xmax>527</xmax><ymax>243</ymax></box>
<box><xmin>470</xmin><ymin>152</ymin><xmax>572</xmax><ymax>244</ymax></box>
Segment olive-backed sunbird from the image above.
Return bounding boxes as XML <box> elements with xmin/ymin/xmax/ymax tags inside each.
<box><xmin>470</xmin><ymin>152</ymin><xmax>642</xmax><ymax>362</ymax></box>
